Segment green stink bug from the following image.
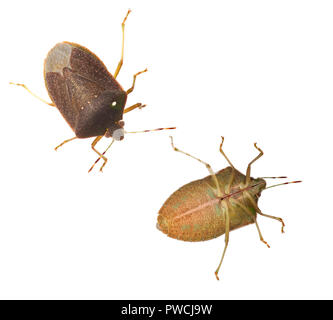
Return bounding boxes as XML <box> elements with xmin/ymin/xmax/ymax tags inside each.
<box><xmin>157</xmin><ymin>137</ymin><xmax>301</xmax><ymax>280</ymax></box>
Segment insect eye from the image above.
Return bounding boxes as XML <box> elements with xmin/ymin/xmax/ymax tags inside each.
<box><xmin>111</xmin><ymin>101</ymin><xmax>117</xmax><ymax>107</ymax></box>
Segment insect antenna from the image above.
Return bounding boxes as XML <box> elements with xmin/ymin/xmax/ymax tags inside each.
<box><xmin>264</xmin><ymin>180</ymin><xmax>302</xmax><ymax>190</ymax></box>
<box><xmin>90</xmin><ymin>127</ymin><xmax>176</xmax><ymax>169</ymax></box>
<box><xmin>125</xmin><ymin>127</ymin><xmax>176</xmax><ymax>134</ymax></box>
<box><xmin>259</xmin><ymin>176</ymin><xmax>287</xmax><ymax>179</ymax></box>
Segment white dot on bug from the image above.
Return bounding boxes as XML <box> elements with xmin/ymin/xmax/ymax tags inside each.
<box><xmin>112</xmin><ymin>101</ymin><xmax>117</xmax><ymax>107</ymax></box>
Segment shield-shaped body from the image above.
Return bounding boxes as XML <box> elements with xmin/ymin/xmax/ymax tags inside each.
<box><xmin>157</xmin><ymin>167</ymin><xmax>266</xmax><ymax>242</ymax></box>
<box><xmin>44</xmin><ymin>42</ymin><xmax>127</xmax><ymax>138</ymax></box>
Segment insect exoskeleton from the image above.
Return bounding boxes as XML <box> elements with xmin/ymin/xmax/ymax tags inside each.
<box><xmin>10</xmin><ymin>10</ymin><xmax>175</xmax><ymax>173</ymax></box>
<box><xmin>157</xmin><ymin>137</ymin><xmax>301</xmax><ymax>280</ymax></box>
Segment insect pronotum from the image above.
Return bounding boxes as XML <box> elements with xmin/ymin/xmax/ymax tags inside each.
<box><xmin>157</xmin><ymin>137</ymin><xmax>301</xmax><ymax>280</ymax></box>
<box><xmin>10</xmin><ymin>10</ymin><xmax>175</xmax><ymax>172</ymax></box>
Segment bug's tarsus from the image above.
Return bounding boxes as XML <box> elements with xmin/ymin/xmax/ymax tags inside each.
<box><xmin>126</xmin><ymin>68</ymin><xmax>148</xmax><ymax>95</ymax></box>
<box><xmin>245</xmin><ymin>142</ymin><xmax>264</xmax><ymax>187</ymax></box>
<box><xmin>54</xmin><ymin>137</ymin><xmax>77</xmax><ymax>151</ymax></box>
<box><xmin>114</xmin><ymin>9</ymin><xmax>131</xmax><ymax>79</ymax></box>
<box><xmin>254</xmin><ymin>219</ymin><xmax>271</xmax><ymax>248</ymax></box>
<box><xmin>9</xmin><ymin>82</ymin><xmax>55</xmax><ymax>106</ymax></box>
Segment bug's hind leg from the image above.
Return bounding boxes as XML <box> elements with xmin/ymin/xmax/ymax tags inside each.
<box><xmin>215</xmin><ymin>202</ymin><xmax>231</xmax><ymax>280</ymax></box>
<box><xmin>54</xmin><ymin>137</ymin><xmax>77</xmax><ymax>151</ymax></box>
<box><xmin>170</xmin><ymin>137</ymin><xmax>222</xmax><ymax>197</ymax></box>
<box><xmin>219</xmin><ymin>137</ymin><xmax>236</xmax><ymax>194</ymax></box>
<box><xmin>89</xmin><ymin>139</ymin><xmax>115</xmax><ymax>173</ymax></box>
<box><xmin>114</xmin><ymin>10</ymin><xmax>131</xmax><ymax>79</ymax></box>
<box><xmin>126</xmin><ymin>68</ymin><xmax>148</xmax><ymax>95</ymax></box>
<box><xmin>9</xmin><ymin>82</ymin><xmax>55</xmax><ymax>106</ymax></box>
<box><xmin>245</xmin><ymin>143</ymin><xmax>264</xmax><ymax>187</ymax></box>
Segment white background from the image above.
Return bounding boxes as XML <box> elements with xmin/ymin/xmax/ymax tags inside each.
<box><xmin>1</xmin><ymin>0</ymin><xmax>332</xmax><ymax>299</ymax></box>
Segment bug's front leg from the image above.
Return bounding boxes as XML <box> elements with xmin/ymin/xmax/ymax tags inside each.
<box><xmin>124</xmin><ymin>102</ymin><xmax>146</xmax><ymax>114</ymax></box>
<box><xmin>89</xmin><ymin>136</ymin><xmax>108</xmax><ymax>173</ymax></box>
<box><xmin>126</xmin><ymin>69</ymin><xmax>148</xmax><ymax>95</ymax></box>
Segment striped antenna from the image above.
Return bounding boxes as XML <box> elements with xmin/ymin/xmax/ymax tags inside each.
<box><xmin>125</xmin><ymin>127</ymin><xmax>176</xmax><ymax>134</ymax></box>
<box><xmin>264</xmin><ymin>180</ymin><xmax>302</xmax><ymax>190</ymax></box>
<box><xmin>259</xmin><ymin>176</ymin><xmax>287</xmax><ymax>179</ymax></box>
<box><xmin>90</xmin><ymin>127</ymin><xmax>176</xmax><ymax>168</ymax></box>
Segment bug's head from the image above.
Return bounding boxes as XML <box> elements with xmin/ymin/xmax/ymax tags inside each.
<box><xmin>105</xmin><ymin>120</ymin><xmax>125</xmax><ymax>141</ymax></box>
<box><xmin>248</xmin><ymin>177</ymin><xmax>267</xmax><ymax>198</ymax></box>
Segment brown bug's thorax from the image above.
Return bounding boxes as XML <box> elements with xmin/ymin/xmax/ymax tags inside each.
<box><xmin>74</xmin><ymin>89</ymin><xmax>127</xmax><ymax>139</ymax></box>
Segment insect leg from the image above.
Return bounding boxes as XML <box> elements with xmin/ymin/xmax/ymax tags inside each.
<box><xmin>245</xmin><ymin>143</ymin><xmax>264</xmax><ymax>187</ymax></box>
<box><xmin>170</xmin><ymin>137</ymin><xmax>222</xmax><ymax>197</ymax></box>
<box><xmin>244</xmin><ymin>191</ymin><xmax>285</xmax><ymax>233</ymax></box>
<box><xmin>9</xmin><ymin>82</ymin><xmax>55</xmax><ymax>106</ymax></box>
<box><xmin>89</xmin><ymin>136</ymin><xmax>108</xmax><ymax>173</ymax></box>
<box><xmin>230</xmin><ymin>197</ymin><xmax>270</xmax><ymax>248</ymax></box>
<box><xmin>215</xmin><ymin>201</ymin><xmax>230</xmax><ymax>280</ymax></box>
<box><xmin>219</xmin><ymin>137</ymin><xmax>235</xmax><ymax>194</ymax></box>
<box><xmin>54</xmin><ymin>137</ymin><xmax>77</xmax><ymax>151</ymax></box>
<box><xmin>126</xmin><ymin>68</ymin><xmax>148</xmax><ymax>95</ymax></box>
<box><xmin>114</xmin><ymin>9</ymin><xmax>131</xmax><ymax>79</ymax></box>
<box><xmin>124</xmin><ymin>102</ymin><xmax>146</xmax><ymax>114</ymax></box>
<box><xmin>257</xmin><ymin>212</ymin><xmax>285</xmax><ymax>233</ymax></box>
<box><xmin>254</xmin><ymin>219</ymin><xmax>270</xmax><ymax>248</ymax></box>
<box><xmin>88</xmin><ymin>139</ymin><xmax>114</xmax><ymax>173</ymax></box>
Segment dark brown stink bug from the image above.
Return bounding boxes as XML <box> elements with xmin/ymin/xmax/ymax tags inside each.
<box><xmin>10</xmin><ymin>10</ymin><xmax>175</xmax><ymax>172</ymax></box>
<box><xmin>157</xmin><ymin>137</ymin><xmax>301</xmax><ymax>280</ymax></box>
